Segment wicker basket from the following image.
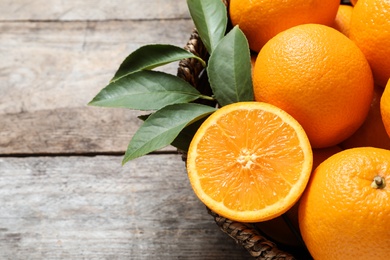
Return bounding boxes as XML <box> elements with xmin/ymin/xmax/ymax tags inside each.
<box><xmin>176</xmin><ymin>0</ymin><xmax>352</xmax><ymax>258</ymax></box>
<box><xmin>177</xmin><ymin>29</ymin><xmax>306</xmax><ymax>260</ymax></box>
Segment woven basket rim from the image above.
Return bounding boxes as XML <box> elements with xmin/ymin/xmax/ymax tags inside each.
<box><xmin>177</xmin><ymin>29</ymin><xmax>304</xmax><ymax>260</ymax></box>
<box><xmin>176</xmin><ymin>1</ymin><xmax>309</xmax><ymax>258</ymax></box>
<box><xmin>177</xmin><ymin>1</ymin><xmax>353</xmax><ymax>258</ymax></box>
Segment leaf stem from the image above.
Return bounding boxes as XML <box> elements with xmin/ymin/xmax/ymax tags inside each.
<box><xmin>199</xmin><ymin>95</ymin><xmax>215</xmax><ymax>101</ymax></box>
<box><xmin>195</xmin><ymin>57</ymin><xmax>207</xmax><ymax>67</ymax></box>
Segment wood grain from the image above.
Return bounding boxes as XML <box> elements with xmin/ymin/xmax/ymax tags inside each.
<box><xmin>0</xmin><ymin>107</ymin><xmax>143</xmax><ymax>155</ymax></box>
<box><xmin>0</xmin><ymin>20</ymin><xmax>194</xmax><ymax>154</ymax></box>
<box><xmin>0</xmin><ymin>155</ymin><xmax>252</xmax><ymax>259</ymax></box>
<box><xmin>0</xmin><ymin>1</ymin><xmax>253</xmax><ymax>259</ymax></box>
<box><xmin>0</xmin><ymin>0</ymin><xmax>191</xmax><ymax>21</ymax></box>
<box><xmin>0</xmin><ymin>20</ymin><xmax>194</xmax><ymax>114</ymax></box>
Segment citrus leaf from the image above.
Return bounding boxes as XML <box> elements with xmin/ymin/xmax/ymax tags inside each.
<box><xmin>111</xmin><ymin>44</ymin><xmax>205</xmax><ymax>82</ymax></box>
<box><xmin>171</xmin><ymin>117</ymin><xmax>208</xmax><ymax>152</ymax></box>
<box><xmin>187</xmin><ymin>0</ymin><xmax>227</xmax><ymax>54</ymax></box>
<box><xmin>122</xmin><ymin>103</ymin><xmax>216</xmax><ymax>164</ymax></box>
<box><xmin>207</xmin><ymin>26</ymin><xmax>254</xmax><ymax>106</ymax></box>
<box><xmin>89</xmin><ymin>71</ymin><xmax>212</xmax><ymax>111</ymax></box>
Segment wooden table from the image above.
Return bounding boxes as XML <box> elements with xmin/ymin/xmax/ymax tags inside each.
<box><xmin>0</xmin><ymin>1</ymin><xmax>252</xmax><ymax>259</ymax></box>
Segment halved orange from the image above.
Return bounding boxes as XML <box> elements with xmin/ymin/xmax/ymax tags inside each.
<box><xmin>187</xmin><ymin>102</ymin><xmax>313</xmax><ymax>222</ymax></box>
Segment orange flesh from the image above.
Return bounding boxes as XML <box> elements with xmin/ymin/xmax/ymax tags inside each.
<box><xmin>194</xmin><ymin>109</ymin><xmax>305</xmax><ymax>212</ymax></box>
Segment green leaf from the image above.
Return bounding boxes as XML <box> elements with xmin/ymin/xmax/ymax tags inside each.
<box><xmin>187</xmin><ymin>0</ymin><xmax>227</xmax><ymax>54</ymax></box>
<box><xmin>89</xmin><ymin>71</ymin><xmax>213</xmax><ymax>111</ymax></box>
<box><xmin>111</xmin><ymin>44</ymin><xmax>206</xmax><ymax>82</ymax></box>
<box><xmin>122</xmin><ymin>103</ymin><xmax>216</xmax><ymax>164</ymax></box>
<box><xmin>207</xmin><ymin>26</ymin><xmax>254</xmax><ymax>106</ymax></box>
<box><xmin>171</xmin><ymin>117</ymin><xmax>208</xmax><ymax>152</ymax></box>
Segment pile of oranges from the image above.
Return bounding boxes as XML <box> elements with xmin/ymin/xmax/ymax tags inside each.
<box><xmin>186</xmin><ymin>0</ymin><xmax>390</xmax><ymax>259</ymax></box>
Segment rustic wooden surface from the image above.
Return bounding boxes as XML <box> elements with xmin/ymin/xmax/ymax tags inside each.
<box><xmin>0</xmin><ymin>1</ymin><xmax>252</xmax><ymax>259</ymax></box>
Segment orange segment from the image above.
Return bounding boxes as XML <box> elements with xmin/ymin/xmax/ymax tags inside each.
<box><xmin>187</xmin><ymin>102</ymin><xmax>313</xmax><ymax>222</ymax></box>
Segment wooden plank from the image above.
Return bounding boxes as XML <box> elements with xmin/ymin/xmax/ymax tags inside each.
<box><xmin>0</xmin><ymin>107</ymin><xmax>142</xmax><ymax>155</ymax></box>
<box><xmin>0</xmin><ymin>20</ymin><xmax>195</xmax><ymax>114</ymax></box>
<box><xmin>0</xmin><ymin>155</ymin><xmax>252</xmax><ymax>259</ymax></box>
<box><xmin>0</xmin><ymin>20</ymin><xmax>195</xmax><ymax>154</ymax></box>
<box><xmin>0</xmin><ymin>0</ymin><xmax>191</xmax><ymax>21</ymax></box>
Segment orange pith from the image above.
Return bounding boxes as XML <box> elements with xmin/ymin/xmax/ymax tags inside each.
<box><xmin>187</xmin><ymin>102</ymin><xmax>312</xmax><ymax>222</ymax></box>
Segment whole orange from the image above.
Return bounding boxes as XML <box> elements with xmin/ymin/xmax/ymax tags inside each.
<box><xmin>299</xmin><ymin>147</ymin><xmax>390</xmax><ymax>259</ymax></box>
<box><xmin>229</xmin><ymin>0</ymin><xmax>340</xmax><ymax>52</ymax></box>
<box><xmin>332</xmin><ymin>4</ymin><xmax>353</xmax><ymax>37</ymax></box>
<box><xmin>342</xmin><ymin>85</ymin><xmax>390</xmax><ymax>149</ymax></box>
<box><xmin>253</xmin><ymin>24</ymin><xmax>374</xmax><ymax>148</ymax></box>
<box><xmin>349</xmin><ymin>0</ymin><xmax>390</xmax><ymax>88</ymax></box>
<box><xmin>380</xmin><ymin>79</ymin><xmax>390</xmax><ymax>138</ymax></box>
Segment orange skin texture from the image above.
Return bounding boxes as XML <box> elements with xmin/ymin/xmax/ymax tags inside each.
<box><xmin>229</xmin><ymin>0</ymin><xmax>340</xmax><ymax>52</ymax></box>
<box><xmin>349</xmin><ymin>0</ymin><xmax>390</xmax><ymax>88</ymax></box>
<box><xmin>299</xmin><ymin>147</ymin><xmax>390</xmax><ymax>259</ymax></box>
<box><xmin>253</xmin><ymin>24</ymin><xmax>374</xmax><ymax>148</ymax></box>
<box><xmin>342</xmin><ymin>85</ymin><xmax>390</xmax><ymax>149</ymax></box>
<box><xmin>332</xmin><ymin>4</ymin><xmax>353</xmax><ymax>37</ymax></box>
<box><xmin>380</xmin><ymin>79</ymin><xmax>390</xmax><ymax>138</ymax></box>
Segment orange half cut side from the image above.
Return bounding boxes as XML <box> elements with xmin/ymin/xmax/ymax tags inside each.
<box><xmin>187</xmin><ymin>102</ymin><xmax>313</xmax><ymax>222</ymax></box>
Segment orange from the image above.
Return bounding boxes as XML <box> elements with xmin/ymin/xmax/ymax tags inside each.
<box><xmin>299</xmin><ymin>147</ymin><xmax>390</xmax><ymax>259</ymax></box>
<box><xmin>349</xmin><ymin>0</ymin><xmax>390</xmax><ymax>87</ymax></box>
<box><xmin>350</xmin><ymin>0</ymin><xmax>358</xmax><ymax>5</ymax></box>
<box><xmin>380</xmin><ymin>79</ymin><xmax>390</xmax><ymax>138</ymax></box>
<box><xmin>229</xmin><ymin>0</ymin><xmax>340</xmax><ymax>52</ymax></box>
<box><xmin>312</xmin><ymin>146</ymin><xmax>343</xmax><ymax>170</ymax></box>
<box><xmin>342</xmin><ymin>85</ymin><xmax>390</xmax><ymax>149</ymax></box>
<box><xmin>187</xmin><ymin>102</ymin><xmax>313</xmax><ymax>222</ymax></box>
<box><xmin>254</xmin><ymin>145</ymin><xmax>341</xmax><ymax>247</ymax></box>
<box><xmin>332</xmin><ymin>4</ymin><xmax>353</xmax><ymax>37</ymax></box>
<box><xmin>253</xmin><ymin>24</ymin><xmax>374</xmax><ymax>148</ymax></box>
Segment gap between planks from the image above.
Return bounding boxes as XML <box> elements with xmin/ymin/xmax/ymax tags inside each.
<box><xmin>0</xmin><ymin>17</ymin><xmax>192</xmax><ymax>23</ymax></box>
<box><xmin>0</xmin><ymin>150</ymin><xmax>180</xmax><ymax>158</ymax></box>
